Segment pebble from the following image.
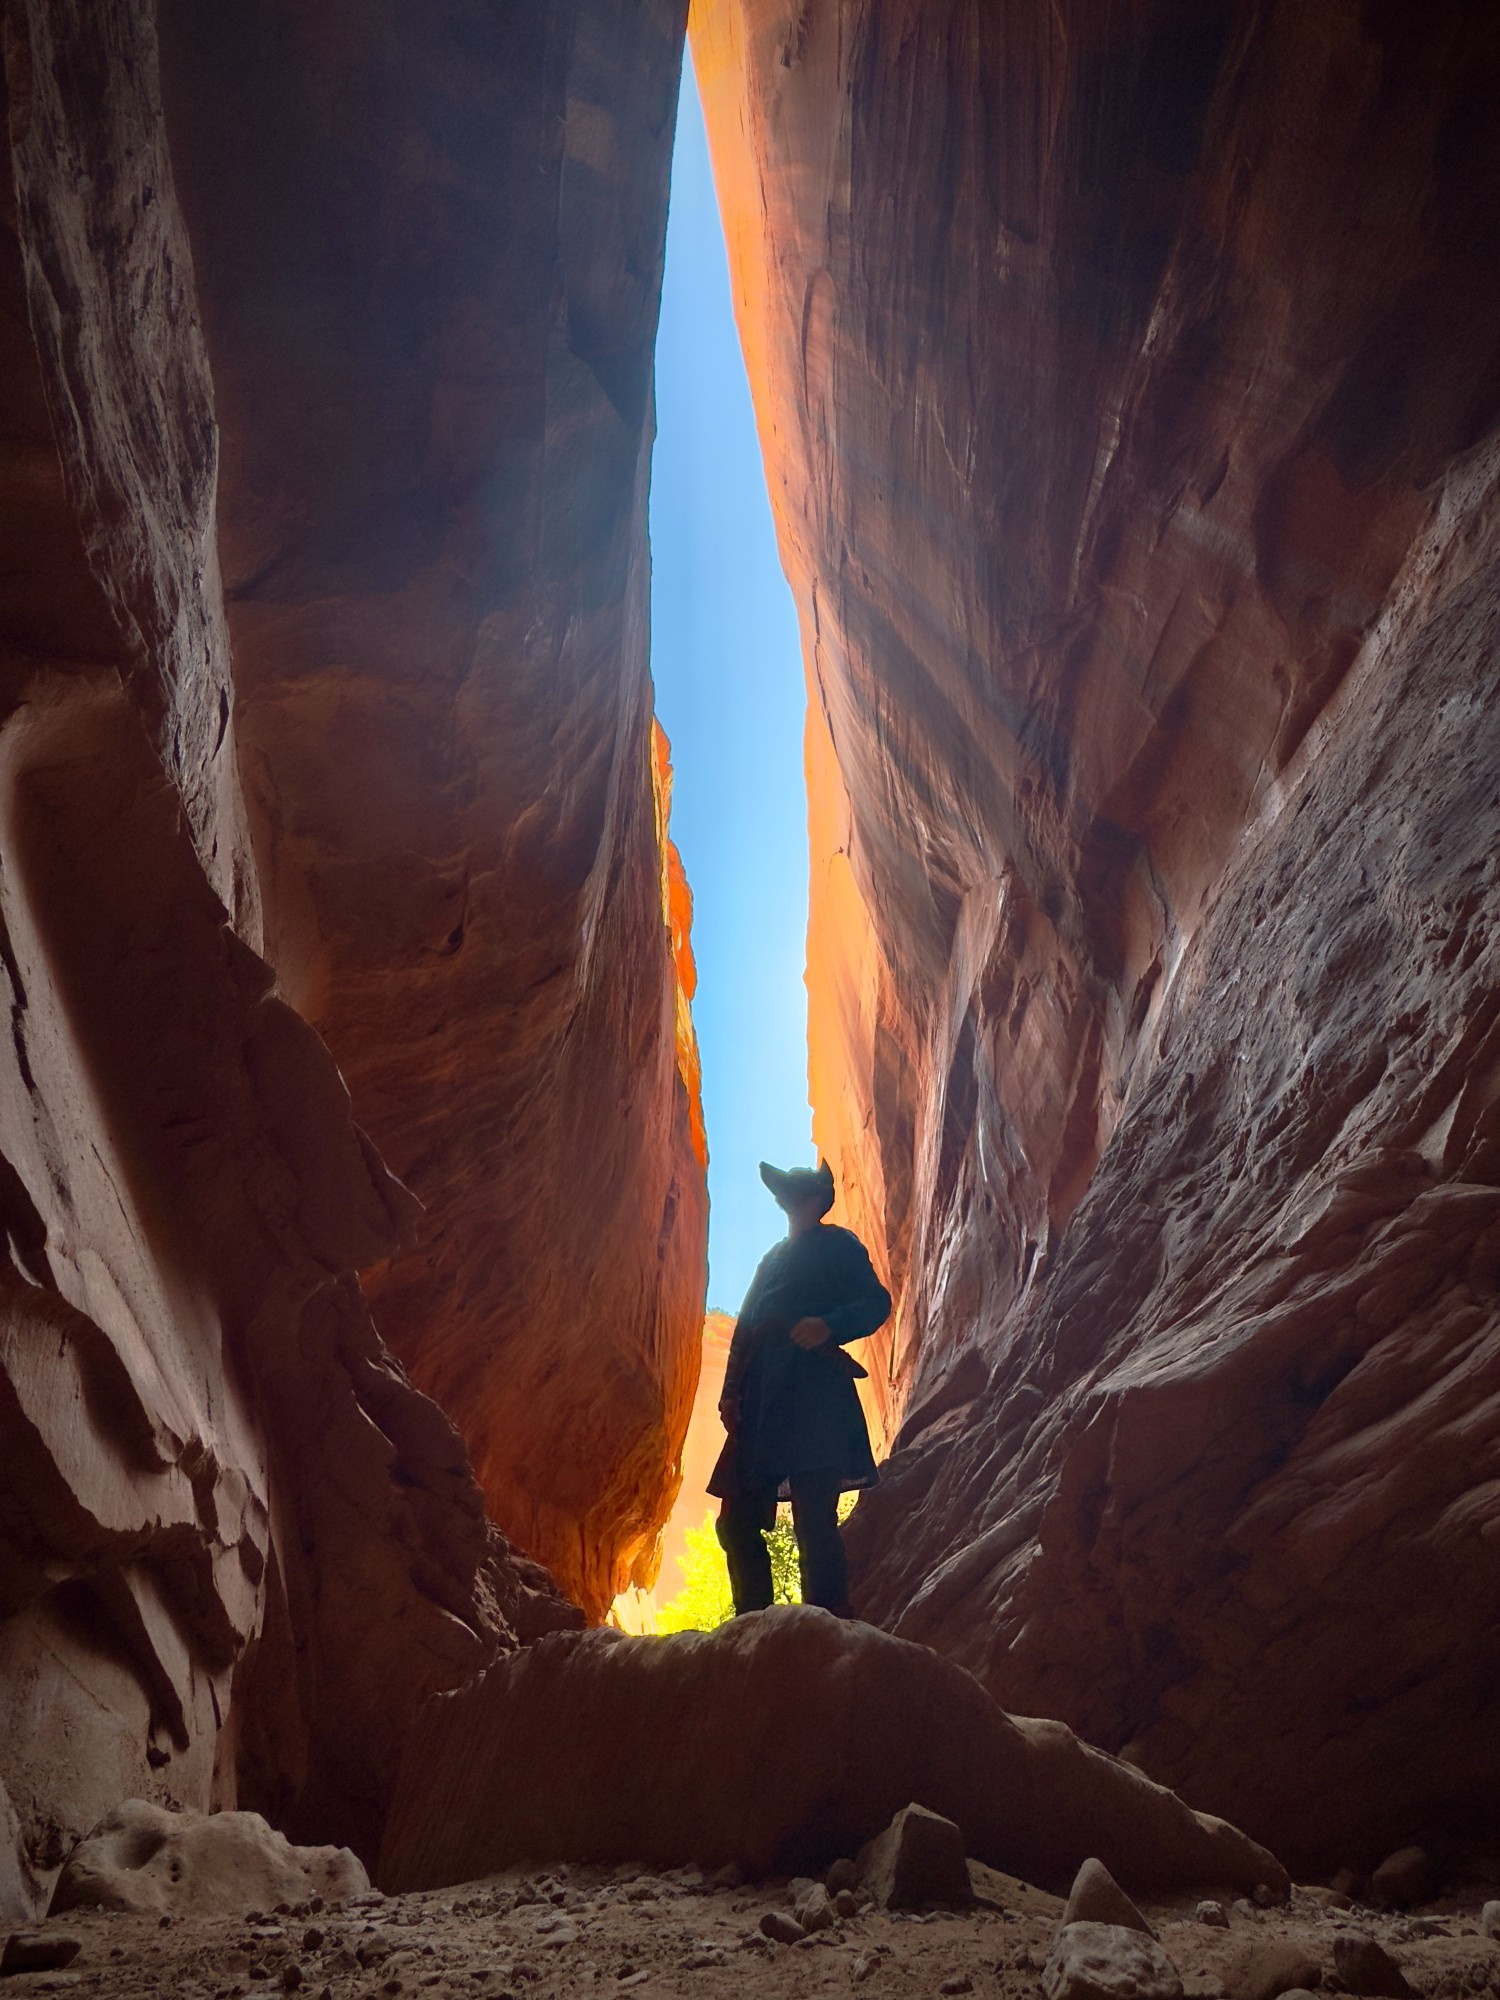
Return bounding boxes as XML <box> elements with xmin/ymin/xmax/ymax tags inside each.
<box><xmin>853</xmin><ymin>1952</ymin><xmax>880</xmax><ymax>1984</ymax></box>
<box><xmin>1197</xmin><ymin>1903</ymin><xmax>1229</xmax><ymax>1929</ymax></box>
<box><xmin>760</xmin><ymin>1909</ymin><xmax>805</xmax><ymax>1945</ymax></box>
<box><xmin>835</xmin><ymin>1889</ymin><xmax>859</xmax><ymax>1920</ymax></box>
<box><xmin>940</xmin><ymin>1978</ymin><xmax>974</xmax><ymax>1995</ymax></box>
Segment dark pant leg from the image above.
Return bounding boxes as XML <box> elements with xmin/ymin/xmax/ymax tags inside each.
<box><xmin>789</xmin><ymin>1476</ymin><xmax>850</xmax><ymax>1612</ymax></box>
<box><xmin>716</xmin><ymin>1489</ymin><xmax>777</xmax><ymax>1614</ymax></box>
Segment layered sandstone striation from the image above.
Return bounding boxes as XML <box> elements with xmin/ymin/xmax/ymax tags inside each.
<box><xmin>694</xmin><ymin>0</ymin><xmax>1500</xmax><ymax>1866</ymax></box>
<box><xmin>1</xmin><ymin>0</ymin><xmax>698</xmax><ymax>1913</ymax></box>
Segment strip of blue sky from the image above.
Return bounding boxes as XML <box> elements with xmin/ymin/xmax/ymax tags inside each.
<box><xmin>649</xmin><ymin>54</ymin><xmax>812</xmax><ymax>1313</ymax></box>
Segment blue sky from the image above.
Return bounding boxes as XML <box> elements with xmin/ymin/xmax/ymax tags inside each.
<box><xmin>650</xmin><ymin>56</ymin><xmax>812</xmax><ymax>1313</ymax></box>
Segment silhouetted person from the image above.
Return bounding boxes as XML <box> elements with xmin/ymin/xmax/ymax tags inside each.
<box><xmin>708</xmin><ymin>1161</ymin><xmax>891</xmax><ymax>1616</ymax></box>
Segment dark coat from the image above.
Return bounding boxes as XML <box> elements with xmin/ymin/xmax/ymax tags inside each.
<box><xmin>707</xmin><ymin>1222</ymin><xmax>892</xmax><ymax>1499</ymax></box>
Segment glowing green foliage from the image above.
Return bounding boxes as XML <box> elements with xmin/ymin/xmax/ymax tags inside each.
<box><xmin>655</xmin><ymin>1497</ymin><xmax>857</xmax><ymax>1633</ymax></box>
<box><xmin>654</xmin><ymin>1511</ymin><xmax>735</xmax><ymax>1633</ymax></box>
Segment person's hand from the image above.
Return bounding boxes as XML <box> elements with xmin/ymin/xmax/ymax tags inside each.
<box><xmin>790</xmin><ymin>1316</ymin><xmax>830</xmax><ymax>1349</ymax></box>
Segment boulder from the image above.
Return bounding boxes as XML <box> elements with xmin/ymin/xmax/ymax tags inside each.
<box><xmin>827</xmin><ymin>1858</ymin><xmax>859</xmax><ymax>1897</ymax></box>
<box><xmin>0</xmin><ymin>1782</ymin><xmax>28</xmax><ymax>1929</ymax></box>
<box><xmin>1370</xmin><ymin>1849</ymin><xmax>1436</xmax><ymax>1910</ymax></box>
<box><xmin>760</xmin><ymin>1911</ymin><xmax>803</xmax><ymax>1944</ymax></box>
<box><xmin>50</xmin><ymin>1802</ymin><xmax>368</xmax><ymax>1918</ymax></box>
<box><xmin>1043</xmin><ymin>1923</ymin><xmax>1183</xmax><ymax>2000</ymax></box>
<box><xmin>1225</xmin><ymin>1939</ymin><xmax>1323</xmax><ymax>2000</ymax></box>
<box><xmin>1</xmin><ymin>1933</ymin><xmax>82</xmax><ymax>1974</ymax></box>
<box><xmin>1063</xmin><ymin>1859</ymin><xmax>1153</xmax><ymax>1936</ymax></box>
<box><xmin>1332</xmin><ymin>1931</ymin><xmax>1411</xmax><ymax>1999</ymax></box>
<box><xmin>796</xmin><ymin>1883</ymin><xmax>836</xmax><ymax>1931</ymax></box>
<box><xmin>379</xmin><ymin>1612</ymin><xmax>1288</xmax><ymax>1892</ymax></box>
<box><xmin>858</xmin><ymin>1805</ymin><xmax>973</xmax><ymax>1911</ymax></box>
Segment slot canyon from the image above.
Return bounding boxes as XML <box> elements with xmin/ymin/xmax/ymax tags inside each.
<box><xmin>3</xmin><ymin>0</ymin><xmax>1500</xmax><ymax>1995</ymax></box>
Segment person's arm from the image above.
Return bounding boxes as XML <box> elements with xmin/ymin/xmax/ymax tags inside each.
<box><xmin>818</xmin><ymin>1231</ymin><xmax>892</xmax><ymax>1347</ymax></box>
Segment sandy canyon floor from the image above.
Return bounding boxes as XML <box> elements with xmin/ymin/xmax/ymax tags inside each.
<box><xmin>8</xmin><ymin>1863</ymin><xmax>1500</xmax><ymax>2000</ymax></box>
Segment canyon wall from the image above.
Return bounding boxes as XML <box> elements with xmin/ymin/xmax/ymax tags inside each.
<box><xmin>693</xmin><ymin>0</ymin><xmax>1500</xmax><ymax>1868</ymax></box>
<box><xmin>1</xmin><ymin>0</ymin><xmax>698</xmax><ymax>1913</ymax></box>
<box><xmin>155</xmin><ymin>0</ymin><xmax>707</xmax><ymax>1623</ymax></box>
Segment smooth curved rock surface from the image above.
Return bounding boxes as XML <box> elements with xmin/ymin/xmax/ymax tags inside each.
<box><xmin>693</xmin><ymin>0</ymin><xmax>1500</xmax><ymax>1866</ymax></box>
<box><xmin>50</xmin><ymin>1800</ymin><xmax>367</xmax><ymax>1918</ymax></box>
<box><xmin>0</xmin><ymin>0</ymin><xmax>684</xmax><ymax>1915</ymax></box>
<box><xmin>379</xmin><ymin>1607</ymin><xmax>1286</xmax><ymax>1895</ymax></box>
<box><xmin>156</xmin><ymin>0</ymin><xmax>707</xmax><ymax>1620</ymax></box>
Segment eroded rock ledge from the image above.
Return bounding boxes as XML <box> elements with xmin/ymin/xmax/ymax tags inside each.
<box><xmin>694</xmin><ymin>0</ymin><xmax>1500</xmax><ymax>1868</ymax></box>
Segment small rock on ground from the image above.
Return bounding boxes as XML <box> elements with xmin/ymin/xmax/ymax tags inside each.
<box><xmin>858</xmin><ymin>1804</ymin><xmax>974</xmax><ymax>1912</ymax></box>
<box><xmin>1043</xmin><ymin>1921</ymin><xmax>1184</xmax><ymax>2000</ymax></box>
<box><xmin>1333</xmin><ymin>1929</ymin><xmax>1411</xmax><ymax>1998</ymax></box>
<box><xmin>760</xmin><ymin>1910</ymin><xmax>804</xmax><ymax>1945</ymax></box>
<box><xmin>1063</xmin><ymin>1861</ymin><xmax>1153</xmax><ymax>1938</ymax></box>
<box><xmin>2</xmin><ymin>1933</ymin><xmax>83</xmax><ymax>1974</ymax></box>
<box><xmin>1226</xmin><ymin>1936</ymin><xmax>1322</xmax><ymax>2000</ymax></box>
<box><xmin>1371</xmin><ymin>1851</ymin><xmax>1435</xmax><ymax>1911</ymax></box>
<box><xmin>1198</xmin><ymin>1904</ymin><xmax>1229</xmax><ymax>1929</ymax></box>
<box><xmin>795</xmin><ymin>1884</ymin><xmax>835</xmax><ymax>1933</ymax></box>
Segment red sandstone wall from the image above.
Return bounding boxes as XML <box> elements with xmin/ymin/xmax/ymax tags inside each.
<box><xmin>693</xmin><ymin>0</ymin><xmax>1500</xmax><ymax>1868</ymax></box>
<box><xmin>0</xmin><ymin>0</ymin><xmax>697</xmax><ymax>1913</ymax></box>
<box><xmin>155</xmin><ymin>0</ymin><xmax>707</xmax><ymax>1624</ymax></box>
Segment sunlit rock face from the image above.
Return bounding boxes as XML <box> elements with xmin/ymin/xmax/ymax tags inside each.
<box><xmin>693</xmin><ymin>0</ymin><xmax>1500</xmax><ymax>1867</ymax></box>
<box><xmin>154</xmin><ymin>0</ymin><xmax>706</xmax><ymax>1624</ymax></box>
<box><xmin>0</xmin><ymin>0</ymin><xmax>695</xmax><ymax>1907</ymax></box>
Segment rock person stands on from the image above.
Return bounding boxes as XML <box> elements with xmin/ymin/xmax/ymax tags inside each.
<box><xmin>709</xmin><ymin>1161</ymin><xmax>892</xmax><ymax>1616</ymax></box>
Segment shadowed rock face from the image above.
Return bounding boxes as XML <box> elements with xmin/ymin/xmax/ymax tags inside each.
<box><xmin>155</xmin><ymin>0</ymin><xmax>707</xmax><ymax>1622</ymax></box>
<box><xmin>693</xmin><ymin>0</ymin><xmax>1500</xmax><ymax>1866</ymax></box>
<box><xmin>0</xmin><ymin>0</ymin><xmax>694</xmax><ymax>1910</ymax></box>
<box><xmin>379</xmin><ymin>1609</ymin><xmax>1286</xmax><ymax>1894</ymax></box>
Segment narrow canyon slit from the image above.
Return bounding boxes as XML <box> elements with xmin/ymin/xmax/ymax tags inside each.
<box><xmin>620</xmin><ymin>53</ymin><xmax>820</xmax><ymax>1630</ymax></box>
